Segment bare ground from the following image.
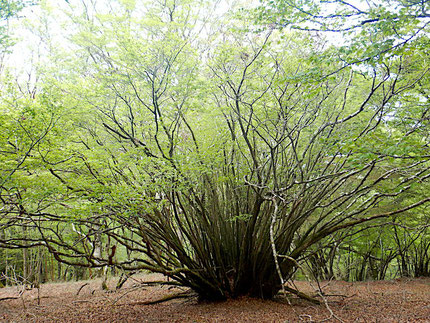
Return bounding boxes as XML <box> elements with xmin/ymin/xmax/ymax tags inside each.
<box><xmin>1</xmin><ymin>274</ymin><xmax>429</xmax><ymax>322</ymax></box>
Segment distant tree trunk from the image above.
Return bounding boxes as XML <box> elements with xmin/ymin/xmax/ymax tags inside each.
<box><xmin>57</xmin><ymin>261</ymin><xmax>62</xmax><ymax>280</ymax></box>
<box><xmin>22</xmin><ymin>225</ymin><xmax>28</xmax><ymax>282</ymax></box>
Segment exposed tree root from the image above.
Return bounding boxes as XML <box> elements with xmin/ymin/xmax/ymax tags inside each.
<box><xmin>138</xmin><ymin>280</ymin><xmax>183</xmax><ymax>287</ymax></box>
<box><xmin>118</xmin><ymin>290</ymin><xmax>195</xmax><ymax>306</ymax></box>
<box><xmin>281</xmin><ymin>286</ymin><xmax>321</xmax><ymax>305</ymax></box>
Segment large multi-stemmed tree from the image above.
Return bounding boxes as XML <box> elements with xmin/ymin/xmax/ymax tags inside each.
<box><xmin>1</xmin><ymin>0</ymin><xmax>429</xmax><ymax>300</ymax></box>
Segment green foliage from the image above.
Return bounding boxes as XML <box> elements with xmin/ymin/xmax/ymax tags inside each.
<box><xmin>0</xmin><ymin>0</ymin><xmax>33</xmax><ymax>51</ymax></box>
<box><xmin>258</xmin><ymin>0</ymin><xmax>430</xmax><ymax>69</ymax></box>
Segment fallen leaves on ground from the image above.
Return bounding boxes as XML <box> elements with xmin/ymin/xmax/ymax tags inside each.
<box><xmin>1</xmin><ymin>274</ymin><xmax>429</xmax><ymax>322</ymax></box>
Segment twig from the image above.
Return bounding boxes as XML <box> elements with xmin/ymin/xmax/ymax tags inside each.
<box><xmin>321</xmin><ymin>293</ymin><xmax>355</xmax><ymax>299</ymax></box>
<box><xmin>76</xmin><ymin>283</ymin><xmax>90</xmax><ymax>295</ymax></box>
<box><xmin>110</xmin><ymin>286</ymin><xmax>144</xmax><ymax>305</ymax></box>
<box><xmin>0</xmin><ymin>296</ymin><xmax>20</xmax><ymax>301</ymax></box>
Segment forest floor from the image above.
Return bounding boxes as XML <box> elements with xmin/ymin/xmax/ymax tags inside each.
<box><xmin>0</xmin><ymin>274</ymin><xmax>429</xmax><ymax>322</ymax></box>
